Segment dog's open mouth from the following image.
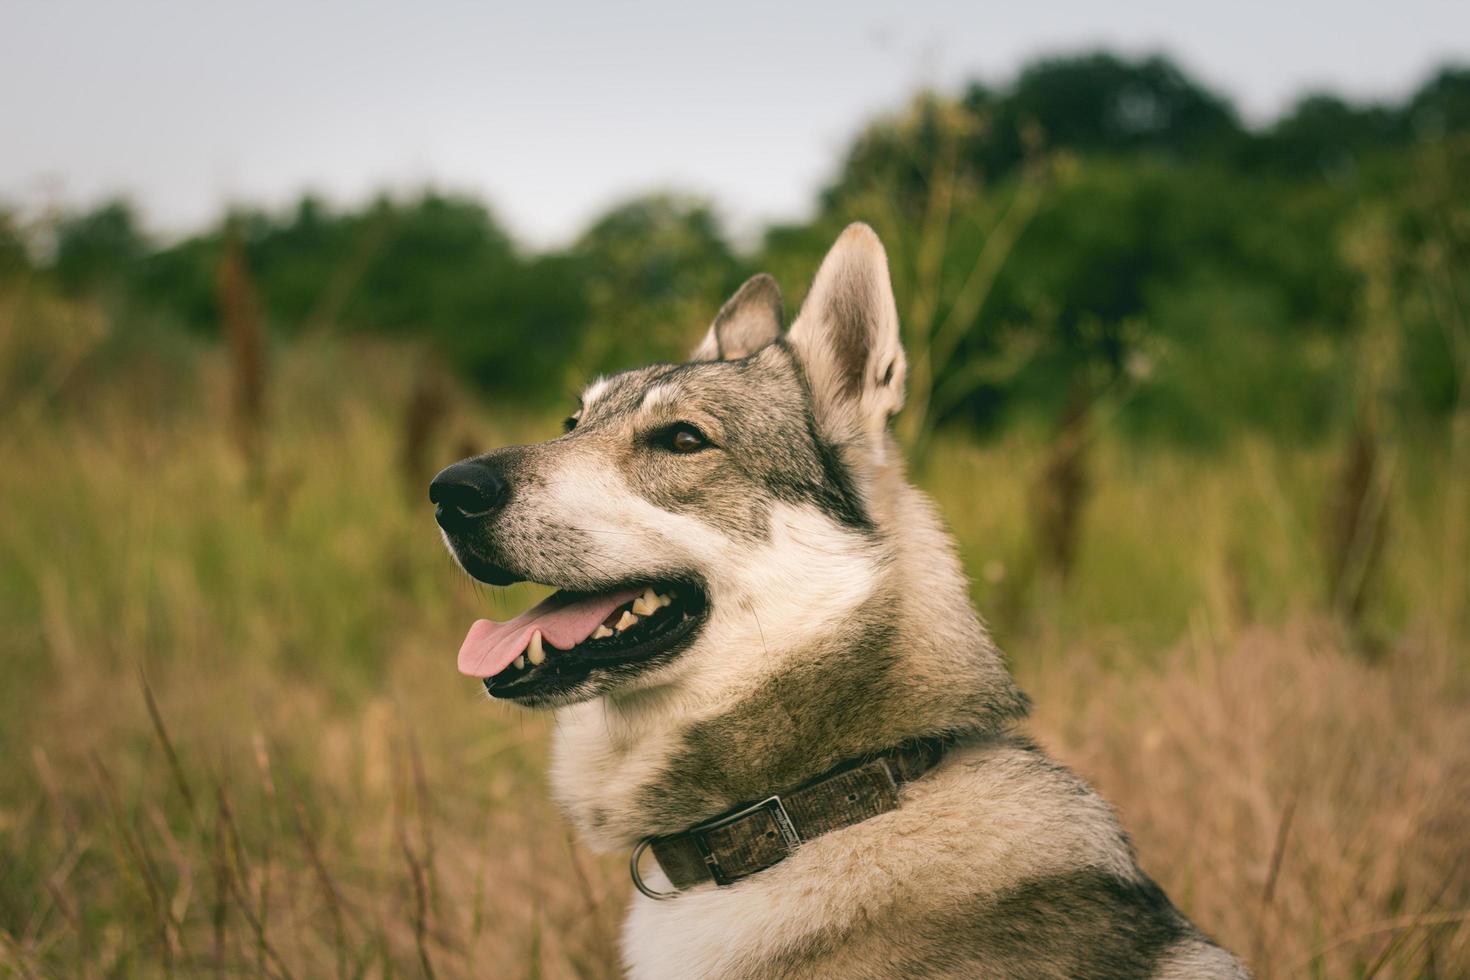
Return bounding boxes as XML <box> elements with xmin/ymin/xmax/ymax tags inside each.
<box><xmin>459</xmin><ymin>582</ymin><xmax>707</xmax><ymax>702</ymax></box>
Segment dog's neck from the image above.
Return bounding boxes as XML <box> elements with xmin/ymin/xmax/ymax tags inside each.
<box><xmin>550</xmin><ymin>456</ymin><xmax>1029</xmax><ymax>851</ymax></box>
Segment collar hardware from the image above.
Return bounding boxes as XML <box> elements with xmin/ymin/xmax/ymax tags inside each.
<box><xmin>629</xmin><ymin>838</ymin><xmax>680</xmax><ymax>901</ymax></box>
<box><xmin>630</xmin><ymin>737</ymin><xmax>948</xmax><ymax>899</ymax></box>
<box><xmin>693</xmin><ymin>794</ymin><xmax>802</xmax><ymax>886</ymax></box>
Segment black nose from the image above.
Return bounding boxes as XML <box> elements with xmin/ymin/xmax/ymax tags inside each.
<box><xmin>429</xmin><ymin>459</ymin><xmax>509</xmax><ymax>531</ymax></box>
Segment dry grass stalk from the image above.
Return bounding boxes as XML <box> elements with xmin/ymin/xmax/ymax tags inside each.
<box><xmin>89</xmin><ymin>754</ymin><xmax>178</xmax><ymax>971</ymax></box>
<box><xmin>214</xmin><ymin>784</ymin><xmax>295</xmax><ymax>980</ymax></box>
<box><xmin>1027</xmin><ymin>623</ymin><xmax>1470</xmax><ymax>978</ymax></box>
<box><xmin>1329</xmin><ymin>209</ymin><xmax>1404</xmax><ymax>636</ymax></box>
<box><xmin>252</xmin><ymin>732</ymin><xmax>278</xmax><ymax>979</ymax></box>
<box><xmin>1031</xmin><ymin>383</ymin><xmax>1093</xmax><ymax>585</ymax></box>
<box><xmin>1250</xmin><ymin>789</ymin><xmax>1299</xmax><ymax>966</ymax></box>
<box><xmin>288</xmin><ymin>795</ymin><xmax>351</xmax><ymax>980</ymax></box>
<box><xmin>841</xmin><ymin>93</ymin><xmax>1052</xmax><ymax>464</ymax></box>
<box><xmin>397</xmin><ymin>732</ymin><xmax>441</xmax><ymax>980</ymax></box>
<box><xmin>140</xmin><ymin>669</ymin><xmax>199</xmax><ymax>822</ymax></box>
<box><xmin>215</xmin><ymin>226</ymin><xmax>268</xmax><ymax>470</ymax></box>
<box><xmin>1325</xmin><ymin>417</ymin><xmax>1391</xmax><ymax>628</ymax></box>
<box><xmin>901</xmin><ymin>144</ymin><xmax>1051</xmax><ymax>460</ymax></box>
<box><xmin>401</xmin><ymin>367</ymin><xmax>451</xmax><ymax>494</ymax></box>
<box><xmin>210</xmin><ymin>793</ymin><xmax>230</xmax><ymax>978</ymax></box>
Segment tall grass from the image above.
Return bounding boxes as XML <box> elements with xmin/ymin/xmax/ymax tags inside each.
<box><xmin>1</xmin><ymin>291</ymin><xmax>1467</xmax><ymax>977</ymax></box>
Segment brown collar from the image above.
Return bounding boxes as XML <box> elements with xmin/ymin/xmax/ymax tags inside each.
<box><xmin>630</xmin><ymin>737</ymin><xmax>951</xmax><ymax>899</ymax></box>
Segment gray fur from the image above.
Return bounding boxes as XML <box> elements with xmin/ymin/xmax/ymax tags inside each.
<box><xmin>769</xmin><ymin>866</ymin><xmax>1215</xmax><ymax>979</ymax></box>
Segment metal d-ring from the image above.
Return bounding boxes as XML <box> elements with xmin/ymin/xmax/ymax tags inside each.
<box><xmin>629</xmin><ymin>838</ymin><xmax>680</xmax><ymax>901</ymax></box>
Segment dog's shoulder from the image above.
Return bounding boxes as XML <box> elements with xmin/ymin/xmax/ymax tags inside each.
<box><xmin>624</xmin><ymin>733</ymin><xmax>1249</xmax><ymax>979</ymax></box>
<box><xmin>879</xmin><ymin>867</ymin><xmax>1245</xmax><ymax>980</ymax></box>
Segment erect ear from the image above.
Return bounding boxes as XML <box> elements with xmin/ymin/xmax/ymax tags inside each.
<box><xmin>786</xmin><ymin>223</ymin><xmax>906</xmax><ymax>439</ymax></box>
<box><xmin>691</xmin><ymin>273</ymin><xmax>784</xmax><ymax>361</ymax></box>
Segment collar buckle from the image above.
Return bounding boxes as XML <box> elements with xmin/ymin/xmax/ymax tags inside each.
<box><xmin>630</xmin><ymin>738</ymin><xmax>952</xmax><ymax>899</ymax></box>
<box><xmin>691</xmin><ymin>794</ymin><xmax>802</xmax><ymax>885</ymax></box>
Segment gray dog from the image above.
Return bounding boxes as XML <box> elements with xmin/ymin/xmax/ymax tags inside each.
<box><xmin>432</xmin><ymin>224</ymin><xmax>1248</xmax><ymax>978</ymax></box>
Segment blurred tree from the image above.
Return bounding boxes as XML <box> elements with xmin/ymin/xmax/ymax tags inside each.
<box><xmin>1243</xmin><ymin>94</ymin><xmax>1403</xmax><ymax>179</ymax></box>
<box><xmin>54</xmin><ymin>200</ymin><xmax>147</xmax><ymax>295</ymax></box>
<box><xmin>0</xmin><ymin>209</ymin><xmax>30</xmax><ymax>280</ymax></box>
<box><xmin>985</xmin><ymin>52</ymin><xmax>1242</xmax><ymax>163</ymax></box>
<box><xmin>324</xmin><ymin>192</ymin><xmax>583</xmax><ymax>401</ymax></box>
<box><xmin>1404</xmin><ymin>67</ymin><xmax>1470</xmax><ymax>140</ymax></box>
<box><xmin>127</xmin><ymin>191</ymin><xmax>585</xmax><ymax>402</ymax></box>
<box><xmin>1239</xmin><ymin>66</ymin><xmax>1470</xmax><ymax>178</ymax></box>
<box><xmin>243</xmin><ymin>193</ymin><xmax>360</xmax><ymax>330</ymax></box>
<box><xmin>336</xmin><ymin>193</ymin><xmax>516</xmax><ymax>334</ymax></box>
<box><xmin>9</xmin><ymin>50</ymin><xmax>1467</xmax><ymax>456</ymax></box>
<box><xmin>570</xmin><ymin>194</ymin><xmax>744</xmax><ymax>380</ymax></box>
<box><xmin>135</xmin><ymin>231</ymin><xmax>222</xmax><ymax>333</ymax></box>
<box><xmin>825</xmin><ymin>51</ymin><xmax>1242</xmax><ymax>209</ymax></box>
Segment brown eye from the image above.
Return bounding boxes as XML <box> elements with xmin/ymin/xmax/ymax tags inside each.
<box><xmin>667</xmin><ymin>424</ymin><xmax>706</xmax><ymax>454</ymax></box>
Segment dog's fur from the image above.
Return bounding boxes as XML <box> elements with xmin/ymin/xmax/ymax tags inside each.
<box><xmin>438</xmin><ymin>225</ymin><xmax>1248</xmax><ymax>978</ymax></box>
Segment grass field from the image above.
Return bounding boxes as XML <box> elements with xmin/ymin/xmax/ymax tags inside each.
<box><xmin>2</xmin><ymin>290</ymin><xmax>1468</xmax><ymax>977</ymax></box>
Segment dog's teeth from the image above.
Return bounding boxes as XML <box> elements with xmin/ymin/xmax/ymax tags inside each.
<box><xmin>514</xmin><ymin>655</ymin><xmax>526</xmax><ymax>670</ymax></box>
<box><xmin>656</xmin><ymin>592</ymin><xmax>672</xmax><ymax>607</ymax></box>
<box><xmin>632</xmin><ymin>588</ymin><xmax>659</xmax><ymax>616</ymax></box>
<box><xmin>528</xmin><ymin>630</ymin><xmax>546</xmax><ymax>665</ymax></box>
<box><xmin>615</xmin><ymin>610</ymin><xmax>639</xmax><ymax>632</ymax></box>
<box><xmin>592</xmin><ymin>625</ymin><xmax>613</xmax><ymax>640</ymax></box>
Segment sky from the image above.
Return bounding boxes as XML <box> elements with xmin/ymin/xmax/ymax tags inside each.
<box><xmin>3</xmin><ymin>0</ymin><xmax>1467</xmax><ymax>247</ymax></box>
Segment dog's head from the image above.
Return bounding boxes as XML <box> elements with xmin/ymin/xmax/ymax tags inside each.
<box><xmin>432</xmin><ymin>224</ymin><xmax>909</xmax><ymax>708</ymax></box>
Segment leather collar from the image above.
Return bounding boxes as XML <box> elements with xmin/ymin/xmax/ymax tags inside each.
<box><xmin>630</xmin><ymin>737</ymin><xmax>951</xmax><ymax>899</ymax></box>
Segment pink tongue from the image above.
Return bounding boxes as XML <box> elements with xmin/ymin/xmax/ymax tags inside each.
<box><xmin>458</xmin><ymin>587</ymin><xmax>643</xmax><ymax>678</ymax></box>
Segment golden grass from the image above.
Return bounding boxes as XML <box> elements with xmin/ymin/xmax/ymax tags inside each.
<box><xmin>1027</xmin><ymin>624</ymin><xmax>1470</xmax><ymax>977</ymax></box>
<box><xmin>1</xmin><ymin>312</ymin><xmax>1467</xmax><ymax>977</ymax></box>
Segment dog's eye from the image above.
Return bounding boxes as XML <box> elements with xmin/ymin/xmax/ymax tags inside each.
<box><xmin>563</xmin><ymin>412</ymin><xmax>580</xmax><ymax>433</ymax></box>
<box><xmin>664</xmin><ymin>423</ymin><xmax>707</xmax><ymax>454</ymax></box>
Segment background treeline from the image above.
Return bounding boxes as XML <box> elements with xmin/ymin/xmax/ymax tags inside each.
<box><xmin>4</xmin><ymin>50</ymin><xmax>1468</xmax><ymax>452</ymax></box>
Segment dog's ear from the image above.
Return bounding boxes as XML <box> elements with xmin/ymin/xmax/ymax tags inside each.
<box><xmin>787</xmin><ymin>223</ymin><xmax>906</xmax><ymax>440</ymax></box>
<box><xmin>691</xmin><ymin>273</ymin><xmax>784</xmax><ymax>361</ymax></box>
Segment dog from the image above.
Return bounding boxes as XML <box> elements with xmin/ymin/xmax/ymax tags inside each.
<box><xmin>431</xmin><ymin>224</ymin><xmax>1248</xmax><ymax>978</ymax></box>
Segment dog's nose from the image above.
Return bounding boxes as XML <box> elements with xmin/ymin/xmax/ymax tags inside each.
<box><xmin>429</xmin><ymin>460</ymin><xmax>509</xmax><ymax>531</ymax></box>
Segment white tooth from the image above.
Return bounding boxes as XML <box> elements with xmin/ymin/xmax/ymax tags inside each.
<box><xmin>656</xmin><ymin>592</ymin><xmax>672</xmax><ymax>607</ymax></box>
<box><xmin>592</xmin><ymin>625</ymin><xmax>613</xmax><ymax>640</ymax></box>
<box><xmin>528</xmin><ymin>631</ymin><xmax>546</xmax><ymax>665</ymax></box>
<box><xmin>514</xmin><ymin>655</ymin><xmax>526</xmax><ymax>670</ymax></box>
<box><xmin>632</xmin><ymin>589</ymin><xmax>658</xmax><ymax>616</ymax></box>
<box><xmin>615</xmin><ymin>610</ymin><xmax>639</xmax><ymax>632</ymax></box>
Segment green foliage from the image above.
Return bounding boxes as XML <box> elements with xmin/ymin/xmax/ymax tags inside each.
<box><xmin>809</xmin><ymin>54</ymin><xmax>1469</xmax><ymax>447</ymax></box>
<box><xmin>569</xmin><ymin>194</ymin><xmax>745</xmax><ymax>380</ymax></box>
<box><xmin>54</xmin><ymin>199</ymin><xmax>147</xmax><ymax>294</ymax></box>
<box><xmin>972</xmin><ymin>52</ymin><xmax>1243</xmax><ymax>167</ymax></box>
<box><xmin>0</xmin><ymin>208</ymin><xmax>31</xmax><ymax>280</ymax></box>
<box><xmin>12</xmin><ymin>51</ymin><xmax>1470</xmax><ymax>445</ymax></box>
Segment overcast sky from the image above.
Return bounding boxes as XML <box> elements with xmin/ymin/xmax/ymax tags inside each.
<box><xmin>3</xmin><ymin>0</ymin><xmax>1467</xmax><ymax>246</ymax></box>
